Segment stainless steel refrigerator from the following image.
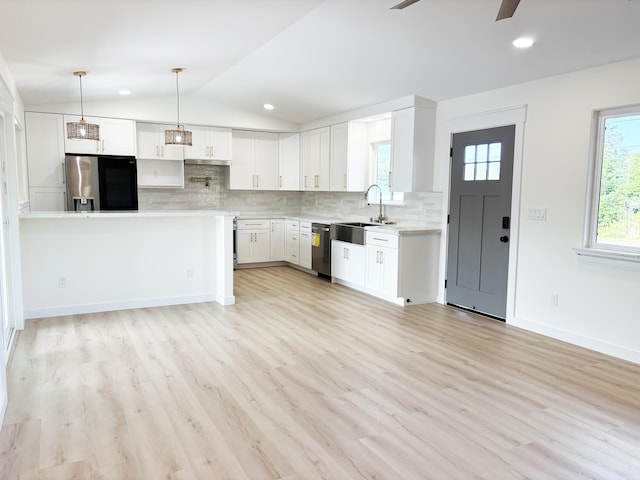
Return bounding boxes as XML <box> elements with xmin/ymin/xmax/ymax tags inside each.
<box><xmin>65</xmin><ymin>155</ymin><xmax>100</xmax><ymax>211</ymax></box>
<box><xmin>65</xmin><ymin>155</ymin><xmax>138</xmax><ymax>211</ymax></box>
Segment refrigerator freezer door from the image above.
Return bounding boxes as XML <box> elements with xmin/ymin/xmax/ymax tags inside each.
<box><xmin>65</xmin><ymin>155</ymin><xmax>100</xmax><ymax>211</ymax></box>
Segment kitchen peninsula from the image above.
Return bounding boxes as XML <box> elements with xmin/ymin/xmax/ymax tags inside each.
<box><xmin>20</xmin><ymin>210</ymin><xmax>235</xmax><ymax>319</ymax></box>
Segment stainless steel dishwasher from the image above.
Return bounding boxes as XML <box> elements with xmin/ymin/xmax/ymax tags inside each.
<box><xmin>311</xmin><ymin>223</ymin><xmax>331</xmax><ymax>278</ymax></box>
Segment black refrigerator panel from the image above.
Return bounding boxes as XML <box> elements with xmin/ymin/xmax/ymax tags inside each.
<box><xmin>98</xmin><ymin>156</ymin><xmax>138</xmax><ymax>210</ymax></box>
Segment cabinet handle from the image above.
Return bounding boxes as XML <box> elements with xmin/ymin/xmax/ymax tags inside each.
<box><xmin>96</xmin><ymin>141</ymin><xmax>100</xmax><ymax>153</ymax></box>
<box><xmin>344</xmin><ymin>173</ymin><xmax>347</xmax><ymax>189</ymax></box>
<box><xmin>161</xmin><ymin>146</ymin><xmax>165</xmax><ymax>157</ymax></box>
<box><xmin>101</xmin><ymin>140</ymin><xmax>105</xmax><ymax>152</ymax></box>
<box><xmin>61</xmin><ymin>163</ymin><xmax>65</xmax><ymax>184</ymax></box>
<box><xmin>205</xmin><ymin>146</ymin><xmax>209</xmax><ymax>157</ymax></box>
<box><xmin>256</xmin><ymin>175</ymin><xmax>259</xmax><ymax>188</ymax></box>
<box><xmin>388</xmin><ymin>171</ymin><xmax>393</xmax><ymax>188</ymax></box>
<box><xmin>314</xmin><ymin>174</ymin><xmax>319</xmax><ymax>188</ymax></box>
<box><xmin>304</xmin><ymin>175</ymin><xmax>307</xmax><ymax>188</ymax></box>
<box><xmin>373</xmin><ymin>237</ymin><xmax>389</xmax><ymax>242</ymax></box>
<box><xmin>279</xmin><ymin>175</ymin><xmax>282</xmax><ymax>188</ymax></box>
<box><xmin>156</xmin><ymin>145</ymin><xmax>160</xmax><ymax>157</ymax></box>
<box><xmin>379</xmin><ymin>251</ymin><xmax>384</xmax><ymax>264</ymax></box>
<box><xmin>210</xmin><ymin>145</ymin><xmax>214</xmax><ymax>157</ymax></box>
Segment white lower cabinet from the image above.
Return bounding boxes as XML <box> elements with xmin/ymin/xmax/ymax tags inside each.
<box><xmin>366</xmin><ymin>241</ymin><xmax>399</xmax><ymax>298</ymax></box>
<box><xmin>331</xmin><ymin>240</ymin><xmax>365</xmax><ymax>287</ymax></box>
<box><xmin>299</xmin><ymin>221</ymin><xmax>312</xmax><ymax>269</ymax></box>
<box><xmin>28</xmin><ymin>187</ymin><xmax>66</xmax><ymax>212</ymax></box>
<box><xmin>237</xmin><ymin>219</ymin><xmax>271</xmax><ymax>264</ymax></box>
<box><xmin>285</xmin><ymin>219</ymin><xmax>300</xmax><ymax>265</ymax></box>
<box><xmin>363</xmin><ymin>229</ymin><xmax>440</xmax><ymax>306</ymax></box>
<box><xmin>270</xmin><ymin>219</ymin><xmax>285</xmax><ymax>261</ymax></box>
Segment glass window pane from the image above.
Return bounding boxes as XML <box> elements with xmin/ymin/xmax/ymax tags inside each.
<box><xmin>489</xmin><ymin>143</ymin><xmax>501</xmax><ymax>162</ymax></box>
<box><xmin>488</xmin><ymin>162</ymin><xmax>501</xmax><ymax>180</ymax></box>
<box><xmin>475</xmin><ymin>162</ymin><xmax>487</xmax><ymax>181</ymax></box>
<box><xmin>596</xmin><ymin>113</ymin><xmax>640</xmax><ymax>248</ymax></box>
<box><xmin>464</xmin><ymin>164</ymin><xmax>475</xmax><ymax>181</ymax></box>
<box><xmin>464</xmin><ymin>145</ymin><xmax>476</xmax><ymax>163</ymax></box>
<box><xmin>476</xmin><ymin>144</ymin><xmax>488</xmax><ymax>163</ymax></box>
<box><xmin>375</xmin><ymin>142</ymin><xmax>391</xmax><ymax>199</ymax></box>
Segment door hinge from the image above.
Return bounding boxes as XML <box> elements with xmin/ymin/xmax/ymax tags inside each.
<box><xmin>444</xmin><ymin>279</ymin><xmax>448</xmax><ymax>288</ymax></box>
<box><xmin>447</xmin><ymin>214</ymin><xmax>450</xmax><ymax>224</ymax></box>
<box><xmin>450</xmin><ymin>147</ymin><xmax>453</xmax><ymax>158</ymax></box>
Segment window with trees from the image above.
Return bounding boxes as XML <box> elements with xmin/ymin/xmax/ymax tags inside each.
<box><xmin>589</xmin><ymin>106</ymin><xmax>640</xmax><ymax>253</ymax></box>
<box><xmin>370</xmin><ymin>141</ymin><xmax>403</xmax><ymax>204</ymax></box>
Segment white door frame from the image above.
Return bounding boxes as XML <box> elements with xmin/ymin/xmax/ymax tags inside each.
<box><xmin>442</xmin><ymin>105</ymin><xmax>527</xmax><ymax>323</ymax></box>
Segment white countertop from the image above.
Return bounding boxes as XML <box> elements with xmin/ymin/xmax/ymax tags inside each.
<box><xmin>20</xmin><ymin>209</ymin><xmax>237</xmax><ymax>219</ymax></box>
<box><xmin>238</xmin><ymin>213</ymin><xmax>440</xmax><ymax>234</ymax></box>
<box><xmin>21</xmin><ymin>210</ymin><xmax>441</xmax><ymax>234</ymax></box>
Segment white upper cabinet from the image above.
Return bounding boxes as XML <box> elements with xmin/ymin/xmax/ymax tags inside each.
<box><xmin>25</xmin><ymin>112</ymin><xmax>65</xmax><ymax>188</ymax></box>
<box><xmin>184</xmin><ymin>126</ymin><xmax>232</xmax><ymax>161</ymax></box>
<box><xmin>230</xmin><ymin>130</ymin><xmax>279</xmax><ymax>190</ymax></box>
<box><xmin>25</xmin><ymin>112</ymin><xmax>67</xmax><ymax>211</ymax></box>
<box><xmin>300</xmin><ymin>126</ymin><xmax>330</xmax><ymax>191</ymax></box>
<box><xmin>63</xmin><ymin>115</ymin><xmax>136</xmax><ymax>156</ymax></box>
<box><xmin>278</xmin><ymin>133</ymin><xmax>300</xmax><ymax>190</ymax></box>
<box><xmin>330</xmin><ymin>121</ymin><xmax>369</xmax><ymax>192</ymax></box>
<box><xmin>389</xmin><ymin>106</ymin><xmax>436</xmax><ymax>192</ymax></box>
<box><xmin>136</xmin><ymin>123</ymin><xmax>184</xmax><ymax>160</ymax></box>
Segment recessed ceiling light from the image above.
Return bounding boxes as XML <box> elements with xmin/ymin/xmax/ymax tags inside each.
<box><xmin>513</xmin><ymin>37</ymin><xmax>535</xmax><ymax>49</ymax></box>
<box><xmin>263</xmin><ymin>103</ymin><xmax>275</xmax><ymax>111</ymax></box>
<box><xmin>118</xmin><ymin>90</ymin><xmax>132</xmax><ymax>96</ymax></box>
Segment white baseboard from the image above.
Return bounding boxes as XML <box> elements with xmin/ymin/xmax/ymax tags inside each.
<box><xmin>24</xmin><ymin>294</ymin><xmax>218</xmax><ymax>320</ymax></box>
<box><xmin>509</xmin><ymin>316</ymin><xmax>640</xmax><ymax>365</ymax></box>
<box><xmin>216</xmin><ymin>294</ymin><xmax>236</xmax><ymax>306</ymax></box>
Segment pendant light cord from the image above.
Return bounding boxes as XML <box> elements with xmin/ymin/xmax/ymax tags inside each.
<box><xmin>78</xmin><ymin>74</ymin><xmax>85</xmax><ymax>121</ymax></box>
<box><xmin>175</xmin><ymin>70</ymin><xmax>180</xmax><ymax>129</ymax></box>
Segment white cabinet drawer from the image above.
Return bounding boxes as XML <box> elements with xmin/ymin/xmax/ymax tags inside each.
<box><xmin>300</xmin><ymin>221</ymin><xmax>312</xmax><ymax>232</ymax></box>
<box><xmin>366</xmin><ymin>231</ymin><xmax>399</xmax><ymax>249</ymax></box>
<box><xmin>237</xmin><ymin>219</ymin><xmax>270</xmax><ymax>230</ymax></box>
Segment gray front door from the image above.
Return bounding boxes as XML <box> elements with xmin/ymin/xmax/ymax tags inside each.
<box><xmin>447</xmin><ymin>125</ymin><xmax>515</xmax><ymax>319</ymax></box>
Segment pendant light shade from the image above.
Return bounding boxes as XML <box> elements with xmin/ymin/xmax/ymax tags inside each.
<box><xmin>165</xmin><ymin>68</ymin><xmax>192</xmax><ymax>146</ymax></box>
<box><xmin>66</xmin><ymin>71</ymin><xmax>100</xmax><ymax>141</ymax></box>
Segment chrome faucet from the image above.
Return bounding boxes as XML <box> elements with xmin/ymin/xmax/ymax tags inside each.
<box><xmin>364</xmin><ymin>184</ymin><xmax>388</xmax><ymax>224</ymax></box>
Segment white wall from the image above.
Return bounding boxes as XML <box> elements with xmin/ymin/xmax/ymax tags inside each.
<box><xmin>434</xmin><ymin>57</ymin><xmax>640</xmax><ymax>363</ymax></box>
<box><xmin>20</xmin><ymin>214</ymin><xmax>233</xmax><ymax>318</ymax></box>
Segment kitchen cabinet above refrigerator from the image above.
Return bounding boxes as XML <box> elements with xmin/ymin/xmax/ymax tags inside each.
<box><xmin>63</xmin><ymin>115</ymin><xmax>137</xmax><ymax>156</ymax></box>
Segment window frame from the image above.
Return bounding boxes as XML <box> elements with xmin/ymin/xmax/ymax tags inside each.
<box><xmin>578</xmin><ymin>104</ymin><xmax>640</xmax><ymax>267</ymax></box>
<box><xmin>369</xmin><ymin>140</ymin><xmax>404</xmax><ymax>206</ymax></box>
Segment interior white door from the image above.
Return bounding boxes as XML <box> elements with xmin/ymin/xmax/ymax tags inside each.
<box><xmin>0</xmin><ymin>114</ymin><xmax>12</xmax><ymax>351</ymax></box>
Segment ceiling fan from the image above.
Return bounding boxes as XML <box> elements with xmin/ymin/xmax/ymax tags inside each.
<box><xmin>391</xmin><ymin>0</ymin><xmax>522</xmax><ymax>21</ymax></box>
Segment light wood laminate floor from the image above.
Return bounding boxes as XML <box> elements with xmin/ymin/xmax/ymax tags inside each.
<box><xmin>2</xmin><ymin>266</ymin><xmax>640</xmax><ymax>479</ymax></box>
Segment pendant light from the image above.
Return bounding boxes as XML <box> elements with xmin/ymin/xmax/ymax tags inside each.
<box><xmin>165</xmin><ymin>67</ymin><xmax>192</xmax><ymax>146</ymax></box>
<box><xmin>66</xmin><ymin>71</ymin><xmax>100</xmax><ymax>141</ymax></box>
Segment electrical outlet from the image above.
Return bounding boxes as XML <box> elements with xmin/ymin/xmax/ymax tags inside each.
<box><xmin>186</xmin><ymin>268</ymin><xmax>194</xmax><ymax>278</ymax></box>
<box><xmin>551</xmin><ymin>293</ymin><xmax>559</xmax><ymax>307</ymax></box>
<box><xmin>58</xmin><ymin>276</ymin><xmax>67</xmax><ymax>288</ymax></box>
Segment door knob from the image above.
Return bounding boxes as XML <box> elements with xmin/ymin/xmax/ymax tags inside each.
<box><xmin>500</xmin><ymin>236</ymin><xmax>509</xmax><ymax>243</ymax></box>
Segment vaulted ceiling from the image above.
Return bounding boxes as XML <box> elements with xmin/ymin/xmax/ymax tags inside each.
<box><xmin>1</xmin><ymin>0</ymin><xmax>640</xmax><ymax>124</ymax></box>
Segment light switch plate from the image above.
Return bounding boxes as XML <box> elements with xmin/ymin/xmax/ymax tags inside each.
<box><xmin>528</xmin><ymin>208</ymin><xmax>547</xmax><ymax>221</ymax></box>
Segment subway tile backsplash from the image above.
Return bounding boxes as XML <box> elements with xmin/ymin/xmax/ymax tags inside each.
<box><xmin>138</xmin><ymin>164</ymin><xmax>443</xmax><ymax>225</ymax></box>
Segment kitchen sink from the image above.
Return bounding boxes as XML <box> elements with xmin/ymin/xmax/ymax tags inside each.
<box><xmin>338</xmin><ymin>221</ymin><xmax>378</xmax><ymax>227</ymax></box>
<box><xmin>330</xmin><ymin>221</ymin><xmax>377</xmax><ymax>245</ymax></box>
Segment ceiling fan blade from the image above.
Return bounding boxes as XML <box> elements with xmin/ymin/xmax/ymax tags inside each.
<box><xmin>390</xmin><ymin>0</ymin><xmax>421</xmax><ymax>10</ymax></box>
<box><xmin>496</xmin><ymin>0</ymin><xmax>521</xmax><ymax>20</ymax></box>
